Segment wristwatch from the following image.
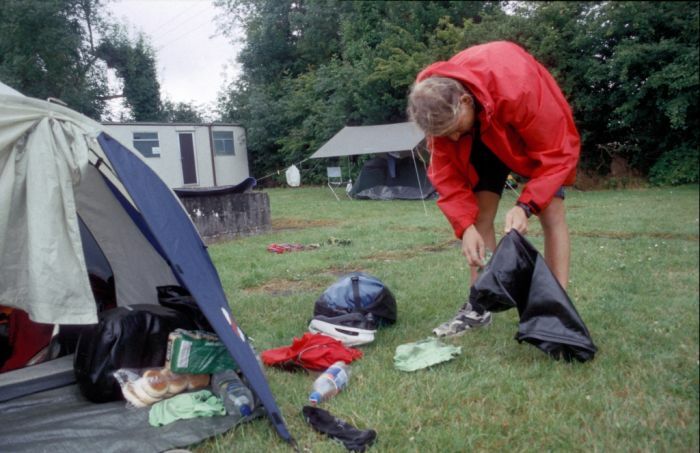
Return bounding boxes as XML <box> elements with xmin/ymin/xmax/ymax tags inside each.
<box><xmin>516</xmin><ymin>202</ymin><xmax>532</xmax><ymax>218</ymax></box>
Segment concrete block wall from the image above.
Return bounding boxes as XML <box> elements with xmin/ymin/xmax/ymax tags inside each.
<box><xmin>177</xmin><ymin>192</ymin><xmax>271</xmax><ymax>243</ymax></box>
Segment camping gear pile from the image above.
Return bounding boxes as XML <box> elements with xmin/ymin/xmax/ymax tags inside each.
<box><xmin>261</xmin><ymin>272</ymin><xmax>397</xmax><ymax>365</ymax></box>
<box><xmin>260</xmin><ymin>271</ymin><xmax>396</xmax><ymax>450</ymax></box>
<box><xmin>0</xmin><ymin>82</ymin><xmax>294</xmax><ymax>451</ymax></box>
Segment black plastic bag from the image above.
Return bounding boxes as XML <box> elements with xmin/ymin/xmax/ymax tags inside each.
<box><xmin>470</xmin><ymin>230</ymin><xmax>597</xmax><ymax>362</ymax></box>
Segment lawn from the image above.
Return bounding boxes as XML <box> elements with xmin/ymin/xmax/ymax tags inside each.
<box><xmin>199</xmin><ymin>185</ymin><xmax>699</xmax><ymax>452</ymax></box>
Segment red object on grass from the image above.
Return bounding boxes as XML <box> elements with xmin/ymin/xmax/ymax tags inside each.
<box><xmin>266</xmin><ymin>243</ymin><xmax>305</xmax><ymax>254</ymax></box>
<box><xmin>261</xmin><ymin>332</ymin><xmax>363</xmax><ymax>371</ymax></box>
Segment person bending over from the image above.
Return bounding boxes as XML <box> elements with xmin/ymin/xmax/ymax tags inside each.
<box><xmin>407</xmin><ymin>41</ymin><xmax>580</xmax><ymax>337</ymax></box>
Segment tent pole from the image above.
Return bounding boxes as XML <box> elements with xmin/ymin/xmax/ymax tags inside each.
<box><xmin>411</xmin><ymin>149</ymin><xmax>429</xmax><ymax>216</ymax></box>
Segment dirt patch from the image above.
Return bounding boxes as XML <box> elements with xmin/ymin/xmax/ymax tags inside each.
<box><xmin>363</xmin><ymin>240</ymin><xmax>459</xmax><ymax>261</ymax></box>
<box><xmin>244</xmin><ymin>267</ymin><xmax>369</xmax><ymax>295</ymax></box>
<box><xmin>388</xmin><ymin>225</ymin><xmax>435</xmax><ymax>233</ymax></box>
<box><xmin>324</xmin><ymin>265</ymin><xmax>366</xmax><ymax>276</ymax></box>
<box><xmin>366</xmin><ymin>250</ymin><xmax>420</xmax><ymax>261</ymax></box>
<box><xmin>421</xmin><ymin>239</ymin><xmax>461</xmax><ymax>252</ymax></box>
<box><xmin>244</xmin><ymin>278</ymin><xmax>325</xmax><ymax>296</ymax></box>
<box><xmin>271</xmin><ymin>217</ymin><xmax>340</xmax><ymax>231</ymax></box>
<box><xmin>573</xmin><ymin>230</ymin><xmax>698</xmax><ymax>241</ymax></box>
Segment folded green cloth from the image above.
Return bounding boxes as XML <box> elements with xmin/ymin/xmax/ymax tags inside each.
<box><xmin>394</xmin><ymin>337</ymin><xmax>462</xmax><ymax>372</ymax></box>
<box><xmin>149</xmin><ymin>390</ymin><xmax>226</xmax><ymax>427</ymax></box>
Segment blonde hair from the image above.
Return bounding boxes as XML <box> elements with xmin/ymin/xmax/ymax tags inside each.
<box><xmin>407</xmin><ymin>77</ymin><xmax>473</xmax><ymax>136</ymax></box>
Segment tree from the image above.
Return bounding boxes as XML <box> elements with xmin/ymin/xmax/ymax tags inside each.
<box><xmin>160</xmin><ymin>99</ymin><xmax>206</xmax><ymax>123</ymax></box>
<box><xmin>0</xmin><ymin>0</ymin><xmax>109</xmax><ymax>118</ymax></box>
<box><xmin>216</xmin><ymin>0</ymin><xmax>698</xmax><ymax>184</ymax></box>
<box><xmin>216</xmin><ymin>0</ymin><xmax>494</xmax><ymax>182</ymax></box>
<box><xmin>96</xmin><ymin>27</ymin><xmax>163</xmax><ymax>121</ymax></box>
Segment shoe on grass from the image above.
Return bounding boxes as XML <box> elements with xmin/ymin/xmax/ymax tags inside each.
<box><xmin>432</xmin><ymin>302</ymin><xmax>492</xmax><ymax>338</ymax></box>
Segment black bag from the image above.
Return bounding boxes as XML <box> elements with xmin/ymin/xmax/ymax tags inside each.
<box><xmin>73</xmin><ymin>303</ymin><xmax>202</xmax><ymax>403</ymax></box>
<box><xmin>157</xmin><ymin>285</ymin><xmax>213</xmax><ymax>332</ymax></box>
<box><xmin>471</xmin><ymin>230</ymin><xmax>597</xmax><ymax>362</ymax></box>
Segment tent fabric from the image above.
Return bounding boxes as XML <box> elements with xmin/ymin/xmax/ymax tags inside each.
<box><xmin>310</xmin><ymin>122</ymin><xmax>424</xmax><ymax>159</ymax></box>
<box><xmin>100</xmin><ymin>133</ymin><xmax>294</xmax><ymax>442</ymax></box>
<box><xmin>470</xmin><ymin>230</ymin><xmax>597</xmax><ymax>362</ymax></box>
<box><xmin>0</xmin><ymin>81</ymin><xmax>21</xmax><ymax>95</ymax></box>
<box><xmin>0</xmin><ymin>89</ymin><xmax>294</xmax><ymax>444</ymax></box>
<box><xmin>0</xmin><ymin>384</ymin><xmax>252</xmax><ymax>453</ymax></box>
<box><xmin>0</xmin><ymin>354</ymin><xmax>75</xmax><ymax>403</ymax></box>
<box><xmin>0</xmin><ymin>95</ymin><xmax>102</xmax><ymax>324</ymax></box>
<box><xmin>76</xmin><ymin>165</ymin><xmax>179</xmax><ymax>308</ymax></box>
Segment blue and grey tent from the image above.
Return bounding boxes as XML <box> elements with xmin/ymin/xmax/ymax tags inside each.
<box><xmin>0</xmin><ymin>82</ymin><xmax>294</xmax><ymax>450</ymax></box>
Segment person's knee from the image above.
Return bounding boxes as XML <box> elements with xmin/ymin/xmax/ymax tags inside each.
<box><xmin>540</xmin><ymin>199</ymin><xmax>567</xmax><ymax>231</ymax></box>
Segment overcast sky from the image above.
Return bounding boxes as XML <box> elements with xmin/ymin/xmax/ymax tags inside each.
<box><xmin>105</xmin><ymin>0</ymin><xmax>241</xmax><ymax>111</ymax></box>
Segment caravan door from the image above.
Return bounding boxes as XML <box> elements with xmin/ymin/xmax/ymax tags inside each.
<box><xmin>178</xmin><ymin>132</ymin><xmax>197</xmax><ymax>185</ymax></box>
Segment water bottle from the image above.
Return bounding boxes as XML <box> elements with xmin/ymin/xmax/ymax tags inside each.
<box><xmin>309</xmin><ymin>361</ymin><xmax>351</xmax><ymax>405</ymax></box>
<box><xmin>211</xmin><ymin>370</ymin><xmax>253</xmax><ymax>418</ymax></box>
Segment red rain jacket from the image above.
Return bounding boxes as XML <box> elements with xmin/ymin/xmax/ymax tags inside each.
<box><xmin>261</xmin><ymin>332</ymin><xmax>363</xmax><ymax>371</ymax></box>
<box><xmin>417</xmin><ymin>41</ymin><xmax>580</xmax><ymax>239</ymax></box>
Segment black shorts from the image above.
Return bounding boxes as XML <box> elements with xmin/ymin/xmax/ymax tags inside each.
<box><xmin>470</xmin><ymin>128</ymin><xmax>566</xmax><ymax>199</ymax></box>
<box><xmin>470</xmin><ymin>129</ymin><xmax>511</xmax><ymax>196</ymax></box>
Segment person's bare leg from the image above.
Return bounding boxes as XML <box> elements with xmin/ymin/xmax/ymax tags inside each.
<box><xmin>539</xmin><ymin>197</ymin><xmax>570</xmax><ymax>289</ymax></box>
<box><xmin>470</xmin><ymin>191</ymin><xmax>501</xmax><ymax>284</ymax></box>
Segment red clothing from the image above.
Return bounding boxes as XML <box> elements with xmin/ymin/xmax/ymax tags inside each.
<box><xmin>417</xmin><ymin>41</ymin><xmax>580</xmax><ymax>239</ymax></box>
<box><xmin>260</xmin><ymin>332</ymin><xmax>363</xmax><ymax>371</ymax></box>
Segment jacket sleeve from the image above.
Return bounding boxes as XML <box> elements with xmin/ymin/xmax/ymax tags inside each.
<box><xmin>427</xmin><ymin>136</ymin><xmax>479</xmax><ymax>239</ymax></box>
<box><xmin>502</xmin><ymin>61</ymin><xmax>580</xmax><ymax>214</ymax></box>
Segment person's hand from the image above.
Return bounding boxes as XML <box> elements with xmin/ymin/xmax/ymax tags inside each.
<box><xmin>462</xmin><ymin>225</ymin><xmax>486</xmax><ymax>267</ymax></box>
<box><xmin>504</xmin><ymin>205</ymin><xmax>529</xmax><ymax>234</ymax></box>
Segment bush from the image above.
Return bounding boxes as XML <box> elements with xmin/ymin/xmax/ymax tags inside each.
<box><xmin>649</xmin><ymin>146</ymin><xmax>699</xmax><ymax>186</ymax></box>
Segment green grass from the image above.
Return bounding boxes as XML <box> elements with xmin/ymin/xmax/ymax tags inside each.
<box><xmin>197</xmin><ymin>185</ymin><xmax>699</xmax><ymax>452</ymax></box>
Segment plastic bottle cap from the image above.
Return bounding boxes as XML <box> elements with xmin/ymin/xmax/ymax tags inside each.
<box><xmin>309</xmin><ymin>391</ymin><xmax>321</xmax><ymax>405</ymax></box>
<box><xmin>240</xmin><ymin>404</ymin><xmax>252</xmax><ymax>417</ymax></box>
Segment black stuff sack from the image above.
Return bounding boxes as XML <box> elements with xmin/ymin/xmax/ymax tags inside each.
<box><xmin>470</xmin><ymin>230</ymin><xmax>598</xmax><ymax>363</ymax></box>
<box><xmin>73</xmin><ymin>304</ymin><xmax>202</xmax><ymax>403</ymax></box>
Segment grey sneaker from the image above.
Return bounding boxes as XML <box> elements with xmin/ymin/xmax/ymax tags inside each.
<box><xmin>432</xmin><ymin>302</ymin><xmax>492</xmax><ymax>338</ymax></box>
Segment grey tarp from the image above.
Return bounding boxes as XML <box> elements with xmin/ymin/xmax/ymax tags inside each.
<box><xmin>310</xmin><ymin>122</ymin><xmax>424</xmax><ymax>158</ymax></box>
<box><xmin>0</xmin><ymin>383</ymin><xmax>262</xmax><ymax>453</ymax></box>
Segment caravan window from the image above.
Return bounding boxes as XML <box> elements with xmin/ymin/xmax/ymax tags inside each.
<box><xmin>213</xmin><ymin>131</ymin><xmax>235</xmax><ymax>156</ymax></box>
<box><xmin>132</xmin><ymin>132</ymin><xmax>160</xmax><ymax>158</ymax></box>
